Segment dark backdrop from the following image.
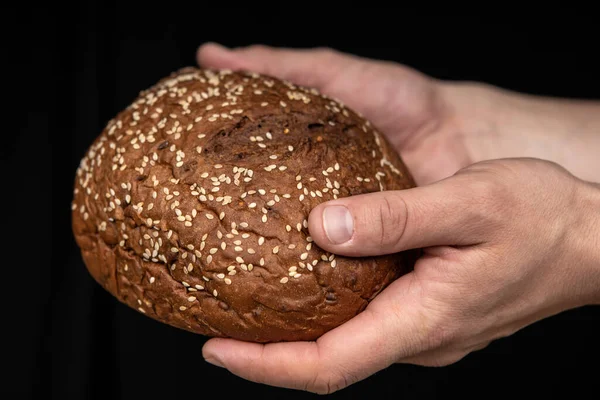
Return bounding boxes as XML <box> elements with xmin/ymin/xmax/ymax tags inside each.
<box><xmin>5</xmin><ymin>5</ymin><xmax>599</xmax><ymax>399</ymax></box>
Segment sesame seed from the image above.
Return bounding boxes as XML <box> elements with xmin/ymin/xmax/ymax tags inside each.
<box><xmin>261</xmin><ymin>215</ymin><xmax>267</xmax><ymax>223</ymax></box>
<box><xmin>207</xmin><ymin>255</ymin><xmax>213</xmax><ymax>263</ymax></box>
<box><xmin>179</xmin><ymin>306</ymin><xmax>187</xmax><ymax>311</ymax></box>
<box><xmin>206</xmin><ymin>213</ymin><xmax>214</xmax><ymax>220</ymax></box>
<box><xmin>272</xmin><ymin>246</ymin><xmax>279</xmax><ymax>254</ymax></box>
<box><xmin>236</xmin><ymin>256</ymin><xmax>244</xmax><ymax>263</ymax></box>
<box><xmin>217</xmin><ymin>273</ymin><xmax>225</xmax><ymax>279</ymax></box>
<box><xmin>224</xmin><ymin>278</ymin><xmax>232</xmax><ymax>285</ymax></box>
<box><xmin>209</xmin><ymin>248</ymin><xmax>218</xmax><ymax>254</ymax></box>
<box><xmin>149</xmin><ymin>277</ymin><xmax>155</xmax><ymax>284</ymax></box>
<box><xmin>195</xmin><ymin>284</ymin><xmax>204</xmax><ymax>290</ymax></box>
<box><xmin>258</xmin><ymin>237</ymin><xmax>265</xmax><ymax>245</ymax></box>
<box><xmin>260</xmin><ymin>258</ymin><xmax>265</xmax><ymax>266</ymax></box>
<box><xmin>213</xmin><ymin>290</ymin><xmax>218</xmax><ymax>297</ymax></box>
<box><xmin>331</xmin><ymin>260</ymin><xmax>337</xmax><ymax>268</ymax></box>
<box><xmin>300</xmin><ymin>253</ymin><xmax>308</xmax><ymax>260</ymax></box>
<box><xmin>280</xmin><ymin>277</ymin><xmax>289</xmax><ymax>284</ymax></box>
<box><xmin>248</xmin><ymin>202</ymin><xmax>256</xmax><ymax>208</ymax></box>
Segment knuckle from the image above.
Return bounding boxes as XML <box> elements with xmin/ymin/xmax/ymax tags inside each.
<box><xmin>424</xmin><ymin>319</ymin><xmax>464</xmax><ymax>352</ymax></box>
<box><xmin>375</xmin><ymin>194</ymin><xmax>408</xmax><ymax>251</ymax></box>
<box><xmin>306</xmin><ymin>369</ymin><xmax>352</xmax><ymax>395</ymax></box>
<box><xmin>466</xmin><ymin>173</ymin><xmax>513</xmax><ymax>219</ymax></box>
<box><xmin>313</xmin><ymin>46</ymin><xmax>342</xmax><ymax>62</ymax></box>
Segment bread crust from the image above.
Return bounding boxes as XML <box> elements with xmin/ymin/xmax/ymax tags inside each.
<box><xmin>71</xmin><ymin>67</ymin><xmax>418</xmax><ymax>342</ymax></box>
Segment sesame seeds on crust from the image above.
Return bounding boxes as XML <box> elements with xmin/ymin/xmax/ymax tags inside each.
<box><xmin>71</xmin><ymin>67</ymin><xmax>416</xmax><ymax>342</ymax></box>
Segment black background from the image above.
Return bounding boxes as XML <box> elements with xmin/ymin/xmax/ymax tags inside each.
<box><xmin>5</xmin><ymin>5</ymin><xmax>599</xmax><ymax>399</ymax></box>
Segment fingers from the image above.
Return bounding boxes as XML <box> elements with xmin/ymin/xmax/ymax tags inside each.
<box><xmin>196</xmin><ymin>43</ymin><xmax>437</xmax><ymax>143</ymax></box>
<box><xmin>308</xmin><ymin>173</ymin><xmax>500</xmax><ymax>256</ymax></box>
<box><xmin>202</xmin><ymin>274</ymin><xmax>424</xmax><ymax>394</ymax></box>
<box><xmin>196</xmin><ymin>42</ymin><xmax>351</xmax><ymax>92</ymax></box>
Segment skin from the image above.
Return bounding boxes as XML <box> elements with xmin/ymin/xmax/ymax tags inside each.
<box><xmin>195</xmin><ymin>43</ymin><xmax>600</xmax><ymax>394</ymax></box>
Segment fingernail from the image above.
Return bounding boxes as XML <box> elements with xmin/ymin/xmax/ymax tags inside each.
<box><xmin>322</xmin><ymin>205</ymin><xmax>353</xmax><ymax>244</ymax></box>
<box><xmin>204</xmin><ymin>355</ymin><xmax>224</xmax><ymax>368</ymax></box>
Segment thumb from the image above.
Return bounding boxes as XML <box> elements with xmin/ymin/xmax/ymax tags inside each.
<box><xmin>308</xmin><ymin>174</ymin><xmax>496</xmax><ymax>256</ymax></box>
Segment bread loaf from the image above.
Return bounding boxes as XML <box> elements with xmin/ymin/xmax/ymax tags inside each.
<box><xmin>71</xmin><ymin>67</ymin><xmax>418</xmax><ymax>342</ymax></box>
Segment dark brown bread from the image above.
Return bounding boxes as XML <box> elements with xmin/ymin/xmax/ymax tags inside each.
<box><xmin>71</xmin><ymin>67</ymin><xmax>418</xmax><ymax>342</ymax></box>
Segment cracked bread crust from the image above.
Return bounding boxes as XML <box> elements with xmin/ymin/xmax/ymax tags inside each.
<box><xmin>71</xmin><ymin>67</ymin><xmax>418</xmax><ymax>342</ymax></box>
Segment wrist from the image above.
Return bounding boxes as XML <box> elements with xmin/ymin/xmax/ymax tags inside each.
<box><xmin>437</xmin><ymin>80</ymin><xmax>600</xmax><ymax>182</ymax></box>
<box><xmin>569</xmin><ymin>181</ymin><xmax>600</xmax><ymax>306</ymax></box>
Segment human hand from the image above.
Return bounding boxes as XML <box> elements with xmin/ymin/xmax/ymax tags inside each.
<box><xmin>198</xmin><ymin>156</ymin><xmax>600</xmax><ymax>394</ymax></box>
<box><xmin>196</xmin><ymin>43</ymin><xmax>458</xmax><ymax>185</ymax></box>
<box><xmin>197</xmin><ymin>43</ymin><xmax>600</xmax><ymax>185</ymax></box>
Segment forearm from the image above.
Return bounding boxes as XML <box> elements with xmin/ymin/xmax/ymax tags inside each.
<box><xmin>441</xmin><ymin>81</ymin><xmax>600</xmax><ymax>183</ymax></box>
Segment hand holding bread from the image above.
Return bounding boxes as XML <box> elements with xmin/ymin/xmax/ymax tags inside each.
<box><xmin>192</xmin><ymin>44</ymin><xmax>600</xmax><ymax>394</ymax></box>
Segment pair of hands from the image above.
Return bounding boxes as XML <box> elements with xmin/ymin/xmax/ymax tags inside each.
<box><xmin>196</xmin><ymin>43</ymin><xmax>600</xmax><ymax>394</ymax></box>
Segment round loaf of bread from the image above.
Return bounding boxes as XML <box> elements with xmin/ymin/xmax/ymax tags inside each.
<box><xmin>71</xmin><ymin>67</ymin><xmax>418</xmax><ymax>342</ymax></box>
